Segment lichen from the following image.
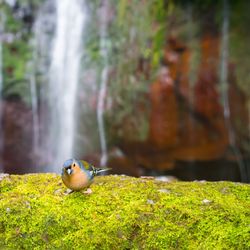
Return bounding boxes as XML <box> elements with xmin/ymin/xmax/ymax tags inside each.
<box><xmin>0</xmin><ymin>174</ymin><xmax>249</xmax><ymax>249</ymax></box>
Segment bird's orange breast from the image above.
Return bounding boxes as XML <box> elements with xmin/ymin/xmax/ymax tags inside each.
<box><xmin>62</xmin><ymin>169</ymin><xmax>90</xmax><ymax>191</ymax></box>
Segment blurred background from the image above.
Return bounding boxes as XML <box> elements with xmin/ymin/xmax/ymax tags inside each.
<box><xmin>0</xmin><ymin>0</ymin><xmax>250</xmax><ymax>182</ymax></box>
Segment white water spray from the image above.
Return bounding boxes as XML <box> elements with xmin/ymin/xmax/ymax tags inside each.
<box><xmin>220</xmin><ymin>0</ymin><xmax>230</xmax><ymax>120</ymax></box>
<box><xmin>48</xmin><ymin>0</ymin><xmax>86</xmax><ymax>171</ymax></box>
<box><xmin>28</xmin><ymin>55</ymin><xmax>39</xmax><ymax>154</ymax></box>
<box><xmin>219</xmin><ymin>0</ymin><xmax>247</xmax><ymax>182</ymax></box>
<box><xmin>97</xmin><ymin>0</ymin><xmax>109</xmax><ymax>167</ymax></box>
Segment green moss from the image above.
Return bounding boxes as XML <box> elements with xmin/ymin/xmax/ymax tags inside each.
<box><xmin>0</xmin><ymin>174</ymin><xmax>249</xmax><ymax>249</ymax></box>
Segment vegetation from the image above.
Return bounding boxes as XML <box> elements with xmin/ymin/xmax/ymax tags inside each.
<box><xmin>0</xmin><ymin>174</ymin><xmax>249</xmax><ymax>249</ymax></box>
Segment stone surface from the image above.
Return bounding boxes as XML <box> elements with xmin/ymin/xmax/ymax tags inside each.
<box><xmin>0</xmin><ymin>174</ymin><xmax>249</xmax><ymax>249</ymax></box>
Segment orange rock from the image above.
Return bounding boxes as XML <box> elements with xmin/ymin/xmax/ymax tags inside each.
<box><xmin>148</xmin><ymin>67</ymin><xmax>178</xmax><ymax>148</ymax></box>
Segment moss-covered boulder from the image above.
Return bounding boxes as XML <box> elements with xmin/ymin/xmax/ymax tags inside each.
<box><xmin>0</xmin><ymin>174</ymin><xmax>249</xmax><ymax>249</ymax></box>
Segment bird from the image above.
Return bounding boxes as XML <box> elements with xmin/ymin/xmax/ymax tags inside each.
<box><xmin>61</xmin><ymin>158</ymin><xmax>111</xmax><ymax>192</ymax></box>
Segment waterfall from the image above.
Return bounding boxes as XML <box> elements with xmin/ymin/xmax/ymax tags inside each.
<box><xmin>28</xmin><ymin>54</ymin><xmax>40</xmax><ymax>154</ymax></box>
<box><xmin>219</xmin><ymin>0</ymin><xmax>247</xmax><ymax>182</ymax></box>
<box><xmin>186</xmin><ymin>3</ymin><xmax>199</xmax><ymax>109</ymax></box>
<box><xmin>97</xmin><ymin>0</ymin><xmax>109</xmax><ymax>167</ymax></box>
<box><xmin>47</xmin><ymin>0</ymin><xmax>87</xmax><ymax>171</ymax></box>
<box><xmin>220</xmin><ymin>0</ymin><xmax>230</xmax><ymax>119</ymax></box>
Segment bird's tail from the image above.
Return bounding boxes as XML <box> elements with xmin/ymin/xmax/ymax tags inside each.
<box><xmin>93</xmin><ymin>167</ymin><xmax>112</xmax><ymax>175</ymax></box>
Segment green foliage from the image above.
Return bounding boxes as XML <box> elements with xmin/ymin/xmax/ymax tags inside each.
<box><xmin>227</xmin><ymin>1</ymin><xmax>250</xmax><ymax>152</ymax></box>
<box><xmin>0</xmin><ymin>2</ymin><xmax>33</xmax><ymax>103</ymax></box>
<box><xmin>3</xmin><ymin>40</ymin><xmax>31</xmax><ymax>95</ymax></box>
<box><xmin>0</xmin><ymin>174</ymin><xmax>249</xmax><ymax>249</ymax></box>
<box><xmin>80</xmin><ymin>0</ymin><xmax>169</xmax><ymax>147</ymax></box>
<box><xmin>230</xmin><ymin>1</ymin><xmax>250</xmax><ymax>95</ymax></box>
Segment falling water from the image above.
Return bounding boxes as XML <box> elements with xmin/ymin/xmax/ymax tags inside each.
<box><xmin>219</xmin><ymin>0</ymin><xmax>247</xmax><ymax>182</ymax></box>
<box><xmin>97</xmin><ymin>0</ymin><xmax>109</xmax><ymax>167</ymax></box>
<box><xmin>48</xmin><ymin>0</ymin><xmax>86</xmax><ymax>171</ymax></box>
<box><xmin>187</xmin><ymin>3</ymin><xmax>200</xmax><ymax>109</ymax></box>
<box><xmin>220</xmin><ymin>0</ymin><xmax>230</xmax><ymax>120</ymax></box>
<box><xmin>28</xmin><ymin>54</ymin><xmax>39</xmax><ymax>154</ymax></box>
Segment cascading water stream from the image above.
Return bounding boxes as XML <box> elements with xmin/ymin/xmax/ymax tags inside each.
<box><xmin>97</xmin><ymin>0</ymin><xmax>109</xmax><ymax>167</ymax></box>
<box><xmin>28</xmin><ymin>53</ymin><xmax>40</xmax><ymax>154</ymax></box>
<box><xmin>186</xmin><ymin>3</ymin><xmax>196</xmax><ymax>131</ymax></box>
<box><xmin>219</xmin><ymin>0</ymin><xmax>247</xmax><ymax>182</ymax></box>
<box><xmin>47</xmin><ymin>0</ymin><xmax>87</xmax><ymax>171</ymax></box>
<box><xmin>220</xmin><ymin>0</ymin><xmax>230</xmax><ymax>120</ymax></box>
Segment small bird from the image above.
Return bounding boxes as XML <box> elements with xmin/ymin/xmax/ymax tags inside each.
<box><xmin>61</xmin><ymin>158</ymin><xmax>111</xmax><ymax>192</ymax></box>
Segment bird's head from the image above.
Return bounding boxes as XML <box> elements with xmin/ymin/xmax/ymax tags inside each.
<box><xmin>62</xmin><ymin>158</ymin><xmax>81</xmax><ymax>176</ymax></box>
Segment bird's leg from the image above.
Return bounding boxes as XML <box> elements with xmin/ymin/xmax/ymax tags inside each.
<box><xmin>82</xmin><ymin>188</ymin><xmax>92</xmax><ymax>194</ymax></box>
<box><xmin>64</xmin><ymin>189</ymin><xmax>74</xmax><ymax>195</ymax></box>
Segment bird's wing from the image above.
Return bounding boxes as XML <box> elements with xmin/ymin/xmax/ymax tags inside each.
<box><xmin>79</xmin><ymin>160</ymin><xmax>94</xmax><ymax>171</ymax></box>
<box><xmin>79</xmin><ymin>160</ymin><xmax>111</xmax><ymax>176</ymax></box>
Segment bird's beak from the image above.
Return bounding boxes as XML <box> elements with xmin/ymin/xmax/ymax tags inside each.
<box><xmin>64</xmin><ymin>166</ymin><xmax>72</xmax><ymax>175</ymax></box>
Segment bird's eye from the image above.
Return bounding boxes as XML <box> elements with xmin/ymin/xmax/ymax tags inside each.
<box><xmin>73</xmin><ymin>163</ymin><xmax>76</xmax><ymax>168</ymax></box>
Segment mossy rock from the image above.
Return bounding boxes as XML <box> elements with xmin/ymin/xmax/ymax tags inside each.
<box><xmin>0</xmin><ymin>174</ymin><xmax>249</xmax><ymax>249</ymax></box>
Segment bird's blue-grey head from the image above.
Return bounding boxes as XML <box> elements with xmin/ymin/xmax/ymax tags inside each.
<box><xmin>62</xmin><ymin>158</ymin><xmax>75</xmax><ymax>175</ymax></box>
<box><xmin>77</xmin><ymin>160</ymin><xmax>84</xmax><ymax>170</ymax></box>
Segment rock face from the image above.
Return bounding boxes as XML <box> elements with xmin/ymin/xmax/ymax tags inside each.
<box><xmin>1</xmin><ymin>98</ymin><xmax>34</xmax><ymax>173</ymax></box>
<box><xmin>0</xmin><ymin>174</ymin><xmax>249</xmax><ymax>249</ymax></box>
<box><xmin>116</xmin><ymin>31</ymin><xmax>248</xmax><ymax>175</ymax></box>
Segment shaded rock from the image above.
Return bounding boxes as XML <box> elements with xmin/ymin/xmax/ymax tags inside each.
<box><xmin>2</xmin><ymin>98</ymin><xmax>34</xmax><ymax>173</ymax></box>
